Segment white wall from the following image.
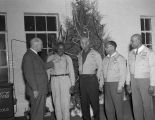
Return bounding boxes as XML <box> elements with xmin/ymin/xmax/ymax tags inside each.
<box><xmin>0</xmin><ymin>0</ymin><xmax>155</xmax><ymax>116</ymax></box>
<box><xmin>97</xmin><ymin>0</ymin><xmax>155</xmax><ymax>58</ymax></box>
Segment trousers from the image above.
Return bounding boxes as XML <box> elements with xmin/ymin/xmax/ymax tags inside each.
<box><xmin>131</xmin><ymin>77</ymin><xmax>154</xmax><ymax>120</ymax></box>
<box><xmin>30</xmin><ymin>93</ymin><xmax>46</xmax><ymax>120</ymax></box>
<box><xmin>104</xmin><ymin>82</ymin><xmax>124</xmax><ymax>120</ymax></box>
<box><xmin>51</xmin><ymin>76</ymin><xmax>71</xmax><ymax>120</ymax></box>
<box><xmin>80</xmin><ymin>74</ymin><xmax>99</xmax><ymax>120</ymax></box>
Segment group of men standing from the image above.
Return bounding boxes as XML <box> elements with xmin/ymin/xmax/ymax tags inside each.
<box><xmin>22</xmin><ymin>33</ymin><xmax>155</xmax><ymax>120</ymax></box>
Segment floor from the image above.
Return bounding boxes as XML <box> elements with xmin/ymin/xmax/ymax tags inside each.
<box><xmin>14</xmin><ymin>98</ymin><xmax>134</xmax><ymax>120</ymax></box>
<box><xmin>70</xmin><ymin>98</ymin><xmax>134</xmax><ymax>120</ymax></box>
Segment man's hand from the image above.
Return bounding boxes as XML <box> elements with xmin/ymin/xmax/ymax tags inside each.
<box><xmin>99</xmin><ymin>84</ymin><xmax>103</xmax><ymax>92</ymax></box>
<box><xmin>46</xmin><ymin>60</ymin><xmax>54</xmax><ymax>69</ymax></box>
<box><xmin>33</xmin><ymin>90</ymin><xmax>39</xmax><ymax>98</ymax></box>
<box><xmin>126</xmin><ymin>85</ymin><xmax>131</xmax><ymax>94</ymax></box>
<box><xmin>70</xmin><ymin>86</ymin><xmax>75</xmax><ymax>95</ymax></box>
<box><xmin>148</xmin><ymin>86</ymin><xmax>154</xmax><ymax>95</ymax></box>
<box><xmin>49</xmin><ymin>60</ymin><xmax>54</xmax><ymax>68</ymax></box>
<box><xmin>117</xmin><ymin>87</ymin><xmax>123</xmax><ymax>94</ymax></box>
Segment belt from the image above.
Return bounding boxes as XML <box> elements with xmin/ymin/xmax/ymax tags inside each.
<box><xmin>50</xmin><ymin>74</ymin><xmax>69</xmax><ymax>77</ymax></box>
<box><xmin>79</xmin><ymin>74</ymin><xmax>96</xmax><ymax>78</ymax></box>
<box><xmin>80</xmin><ymin>74</ymin><xmax>95</xmax><ymax>76</ymax></box>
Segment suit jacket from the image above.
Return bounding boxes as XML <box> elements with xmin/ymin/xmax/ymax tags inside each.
<box><xmin>22</xmin><ymin>49</ymin><xmax>48</xmax><ymax>95</ymax></box>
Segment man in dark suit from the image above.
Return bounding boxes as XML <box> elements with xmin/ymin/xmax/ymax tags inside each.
<box><xmin>22</xmin><ymin>37</ymin><xmax>53</xmax><ymax>120</ymax></box>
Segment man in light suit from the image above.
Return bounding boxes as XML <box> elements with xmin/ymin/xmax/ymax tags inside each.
<box><xmin>22</xmin><ymin>37</ymin><xmax>53</xmax><ymax>120</ymax></box>
<box><xmin>126</xmin><ymin>34</ymin><xmax>155</xmax><ymax>120</ymax></box>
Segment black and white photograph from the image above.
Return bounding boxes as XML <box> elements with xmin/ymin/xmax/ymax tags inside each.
<box><xmin>0</xmin><ymin>0</ymin><xmax>155</xmax><ymax>120</ymax></box>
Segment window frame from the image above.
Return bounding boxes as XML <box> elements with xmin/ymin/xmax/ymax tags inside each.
<box><xmin>24</xmin><ymin>13</ymin><xmax>59</xmax><ymax>54</ymax></box>
<box><xmin>0</xmin><ymin>13</ymin><xmax>9</xmax><ymax>82</ymax></box>
<box><xmin>140</xmin><ymin>16</ymin><xmax>153</xmax><ymax>49</ymax></box>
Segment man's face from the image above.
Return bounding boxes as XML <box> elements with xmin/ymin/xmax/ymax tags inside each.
<box><xmin>57</xmin><ymin>45</ymin><xmax>65</xmax><ymax>56</ymax></box>
<box><xmin>80</xmin><ymin>38</ymin><xmax>90</xmax><ymax>51</ymax></box>
<box><xmin>105</xmin><ymin>43</ymin><xmax>114</xmax><ymax>55</ymax></box>
<box><xmin>130</xmin><ymin>37</ymin><xmax>139</xmax><ymax>49</ymax></box>
<box><xmin>37</xmin><ymin>40</ymin><xmax>43</xmax><ymax>52</ymax></box>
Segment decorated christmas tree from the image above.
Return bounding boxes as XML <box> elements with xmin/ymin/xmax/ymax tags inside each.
<box><xmin>59</xmin><ymin>0</ymin><xmax>109</xmax><ymax>56</ymax></box>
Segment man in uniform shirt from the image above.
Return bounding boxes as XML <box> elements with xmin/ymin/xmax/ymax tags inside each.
<box><xmin>126</xmin><ymin>34</ymin><xmax>155</xmax><ymax>120</ymax></box>
<box><xmin>102</xmin><ymin>41</ymin><xmax>126</xmax><ymax>120</ymax></box>
<box><xmin>47</xmin><ymin>42</ymin><xmax>75</xmax><ymax>120</ymax></box>
<box><xmin>78</xmin><ymin>37</ymin><xmax>103</xmax><ymax>120</ymax></box>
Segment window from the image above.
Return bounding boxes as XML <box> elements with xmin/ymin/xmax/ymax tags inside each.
<box><xmin>0</xmin><ymin>13</ymin><xmax>8</xmax><ymax>83</ymax></box>
<box><xmin>24</xmin><ymin>14</ymin><xmax>59</xmax><ymax>61</ymax></box>
<box><xmin>140</xmin><ymin>16</ymin><xmax>152</xmax><ymax>49</ymax></box>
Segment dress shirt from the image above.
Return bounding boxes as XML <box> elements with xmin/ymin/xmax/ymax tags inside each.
<box><xmin>30</xmin><ymin>48</ymin><xmax>38</xmax><ymax>54</ymax></box>
<box><xmin>102</xmin><ymin>51</ymin><xmax>127</xmax><ymax>89</ymax></box>
<box><xmin>78</xmin><ymin>48</ymin><xmax>103</xmax><ymax>86</ymax></box>
<box><xmin>47</xmin><ymin>54</ymin><xmax>75</xmax><ymax>86</ymax></box>
<box><xmin>126</xmin><ymin>45</ymin><xmax>155</xmax><ymax>86</ymax></box>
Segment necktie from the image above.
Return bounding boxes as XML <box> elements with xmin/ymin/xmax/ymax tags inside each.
<box><xmin>135</xmin><ymin>49</ymin><xmax>138</xmax><ymax>58</ymax></box>
<box><xmin>135</xmin><ymin>49</ymin><xmax>138</xmax><ymax>55</ymax></box>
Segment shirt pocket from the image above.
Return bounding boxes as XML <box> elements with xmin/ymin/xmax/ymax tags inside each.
<box><xmin>139</xmin><ymin>54</ymin><xmax>149</xmax><ymax>67</ymax></box>
<box><xmin>111</xmin><ymin>62</ymin><xmax>119</xmax><ymax>73</ymax></box>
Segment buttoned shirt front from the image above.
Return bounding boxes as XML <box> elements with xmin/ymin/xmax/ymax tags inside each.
<box><xmin>126</xmin><ymin>45</ymin><xmax>155</xmax><ymax>86</ymax></box>
<box><xmin>47</xmin><ymin>54</ymin><xmax>75</xmax><ymax>86</ymax></box>
<box><xmin>78</xmin><ymin>48</ymin><xmax>103</xmax><ymax>86</ymax></box>
<box><xmin>102</xmin><ymin>51</ymin><xmax>127</xmax><ymax>89</ymax></box>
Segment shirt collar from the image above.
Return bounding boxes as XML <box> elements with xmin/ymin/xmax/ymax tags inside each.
<box><xmin>56</xmin><ymin>53</ymin><xmax>65</xmax><ymax>58</ymax></box>
<box><xmin>107</xmin><ymin>51</ymin><xmax>117</xmax><ymax>58</ymax></box>
<box><xmin>30</xmin><ymin>48</ymin><xmax>38</xmax><ymax>54</ymax></box>
<box><xmin>134</xmin><ymin>45</ymin><xmax>145</xmax><ymax>54</ymax></box>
